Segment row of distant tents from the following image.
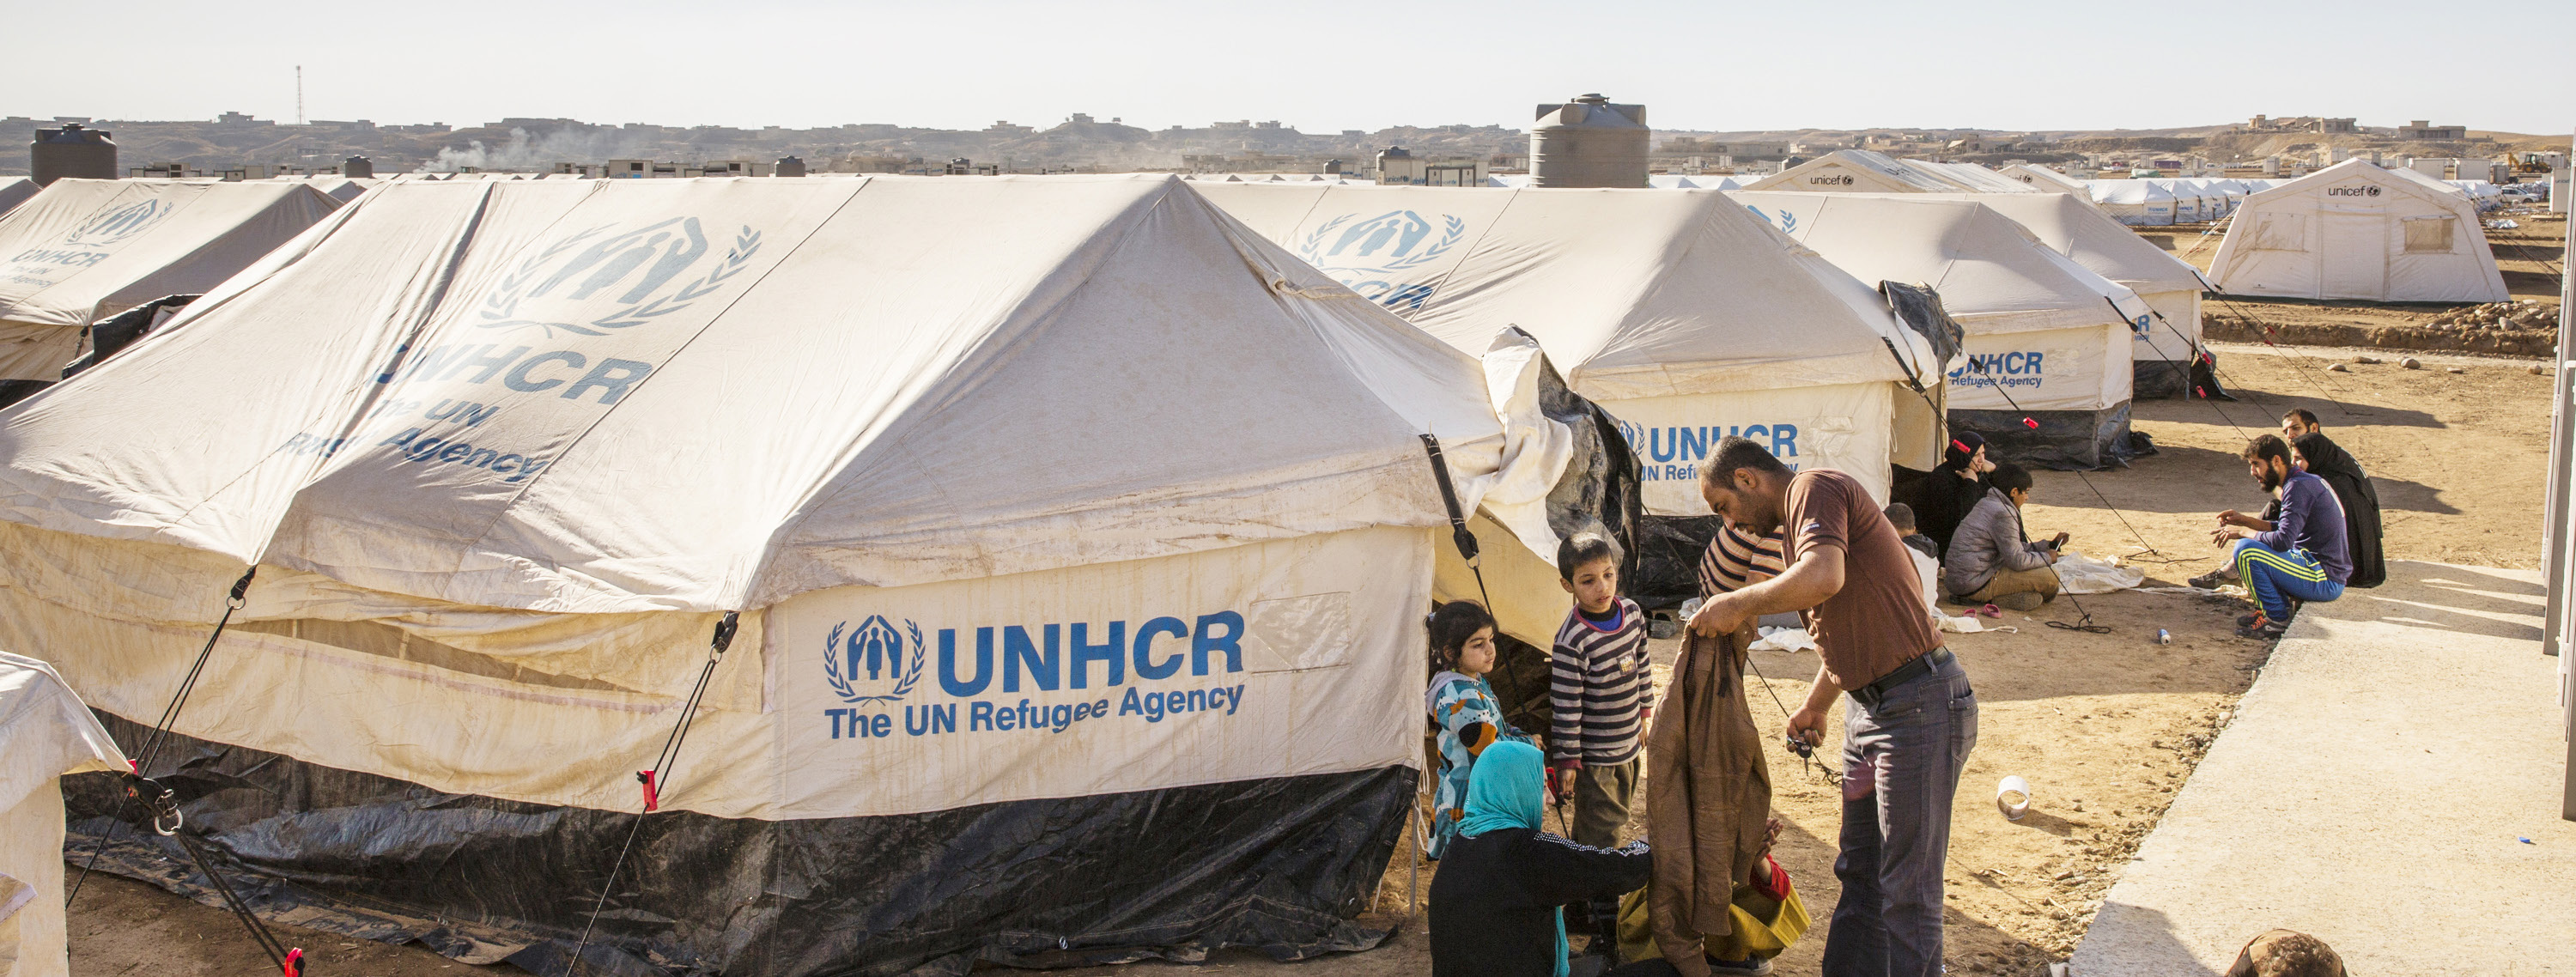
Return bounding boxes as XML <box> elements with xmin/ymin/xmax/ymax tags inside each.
<box><xmin>0</xmin><ymin>151</ymin><xmax>2513</xmax><ymax>975</ymax></box>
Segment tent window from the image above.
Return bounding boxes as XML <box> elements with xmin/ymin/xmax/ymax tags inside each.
<box><xmin>2403</xmin><ymin>216</ymin><xmax>2456</xmax><ymax>254</ymax></box>
<box><xmin>2245</xmin><ymin>214</ymin><xmax>2307</xmax><ymax>252</ymax></box>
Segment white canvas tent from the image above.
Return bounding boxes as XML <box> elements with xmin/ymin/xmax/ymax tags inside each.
<box><xmin>1732</xmin><ymin>191</ymin><xmax>2150</xmax><ymax>468</ymax></box>
<box><xmin>1193</xmin><ymin>182</ymin><xmax>1947</xmax><ymax>604</ymax></box>
<box><xmin>2088</xmin><ymin>179</ymin><xmax>2178</xmax><ymax>226</ymax></box>
<box><xmin>0</xmin><ymin>179</ymin><xmax>34</xmax><ymax>221</ymax></box>
<box><xmin>2208</xmin><ymin>159</ymin><xmax>2510</xmax><ymax>303</ymax></box>
<box><xmin>1741</xmin><ymin>149</ymin><xmax>1969</xmax><ymax>193</ymax></box>
<box><xmin>1193</xmin><ymin>183</ymin><xmax>1944</xmax><ymax>507</ymax></box>
<box><xmin>2000</xmin><ymin>164</ymin><xmax>2089</xmax><ymax>194</ymax></box>
<box><xmin>0</xmin><ymin>179</ymin><xmax>338</xmax><ymax>382</ymax></box>
<box><xmin>0</xmin><ymin>652</ymin><xmax>126</xmax><ymax>977</ymax></box>
<box><xmin>0</xmin><ymin>175</ymin><xmax>1512</xmax><ymax>975</ymax></box>
<box><xmin>1777</xmin><ymin>191</ymin><xmax>2209</xmax><ymax>399</ymax></box>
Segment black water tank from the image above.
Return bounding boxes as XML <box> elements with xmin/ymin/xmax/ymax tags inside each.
<box><xmin>775</xmin><ymin>155</ymin><xmax>806</xmax><ymax>178</ymax></box>
<box><xmin>32</xmin><ymin>123</ymin><xmax>117</xmax><ymax>185</ymax></box>
<box><xmin>343</xmin><ymin>155</ymin><xmax>374</xmax><ymax>179</ymax></box>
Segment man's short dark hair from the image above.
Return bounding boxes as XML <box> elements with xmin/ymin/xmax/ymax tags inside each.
<box><xmin>1990</xmin><ymin>462</ymin><xmax>2033</xmax><ymax>493</ymax></box>
<box><xmin>2243</xmin><ymin>434</ymin><xmax>2293</xmax><ymax>468</ymax></box>
<box><xmin>1882</xmin><ymin>501</ymin><xmax>1917</xmax><ymax>533</ymax></box>
<box><xmin>1555</xmin><ymin>531</ymin><xmax>1623</xmax><ymax>580</ymax></box>
<box><xmin>1700</xmin><ymin>435</ymin><xmax>1790</xmax><ymax>490</ymax></box>
<box><xmin>2281</xmin><ymin>408</ymin><xmax>2319</xmax><ymax>429</ymax></box>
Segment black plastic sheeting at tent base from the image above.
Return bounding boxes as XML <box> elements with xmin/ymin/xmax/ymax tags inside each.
<box><xmin>1950</xmin><ymin>404</ymin><xmax>2137</xmax><ymax>472</ymax></box>
<box><xmin>65</xmin><ymin>713</ymin><xmax>1410</xmax><ymax>977</ymax></box>
<box><xmin>1631</xmin><ymin>513</ymin><xmax>1725</xmax><ymax>612</ymax></box>
<box><xmin>2132</xmin><ymin>359</ymin><xmax>2192</xmax><ymax>400</ymax></box>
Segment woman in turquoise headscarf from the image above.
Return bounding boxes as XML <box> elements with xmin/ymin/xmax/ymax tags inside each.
<box><xmin>1429</xmin><ymin>740</ymin><xmax>1656</xmax><ymax>977</ymax></box>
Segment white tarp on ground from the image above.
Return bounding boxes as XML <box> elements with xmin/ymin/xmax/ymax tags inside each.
<box><xmin>2208</xmin><ymin>159</ymin><xmax>2510</xmax><ymax>303</ymax></box>
<box><xmin>1193</xmin><ymin>182</ymin><xmax>1945</xmax><ymax>512</ymax></box>
<box><xmin>1741</xmin><ymin>149</ymin><xmax>1970</xmax><ymax>194</ymax></box>
<box><xmin>2087</xmin><ymin>179</ymin><xmax>2178</xmax><ymax>226</ymax></box>
<box><xmin>0</xmin><ymin>179</ymin><xmax>34</xmax><ymax>221</ymax></box>
<box><xmin>0</xmin><ymin>651</ymin><xmax>127</xmax><ymax>977</ymax></box>
<box><xmin>0</xmin><ymin>175</ymin><xmax>1510</xmax><ymax>821</ymax></box>
<box><xmin>1731</xmin><ymin>192</ymin><xmax>2146</xmax><ymax>413</ymax></box>
<box><xmin>0</xmin><ymin>179</ymin><xmax>339</xmax><ymax>381</ymax></box>
<box><xmin>1874</xmin><ymin>191</ymin><xmax>2208</xmax><ymax>365</ymax></box>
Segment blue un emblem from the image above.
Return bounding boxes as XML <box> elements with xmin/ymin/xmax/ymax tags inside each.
<box><xmin>824</xmin><ymin>615</ymin><xmax>922</xmax><ymax>707</ymax></box>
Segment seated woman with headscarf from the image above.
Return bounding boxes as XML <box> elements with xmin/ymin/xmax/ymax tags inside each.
<box><xmin>1430</xmin><ymin>740</ymin><xmax>1657</xmax><ymax>977</ymax></box>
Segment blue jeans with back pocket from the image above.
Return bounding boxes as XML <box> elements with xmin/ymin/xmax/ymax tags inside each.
<box><xmin>1822</xmin><ymin>652</ymin><xmax>1978</xmax><ymax>977</ymax></box>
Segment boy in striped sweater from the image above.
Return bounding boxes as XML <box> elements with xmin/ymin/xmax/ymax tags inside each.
<box><xmin>1548</xmin><ymin>532</ymin><xmax>1651</xmax><ymax>848</ymax></box>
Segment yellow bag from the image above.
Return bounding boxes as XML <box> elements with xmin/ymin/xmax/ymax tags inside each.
<box><xmin>1614</xmin><ymin>869</ymin><xmax>1812</xmax><ymax>964</ymax></box>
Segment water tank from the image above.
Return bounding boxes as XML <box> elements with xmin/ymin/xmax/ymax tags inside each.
<box><xmin>1528</xmin><ymin>94</ymin><xmax>1647</xmax><ymax>189</ymax></box>
<box><xmin>343</xmin><ymin>155</ymin><xmax>374</xmax><ymax>179</ymax></box>
<box><xmin>775</xmin><ymin>155</ymin><xmax>807</xmax><ymax>179</ymax></box>
<box><xmin>31</xmin><ymin>123</ymin><xmax>117</xmax><ymax>185</ymax></box>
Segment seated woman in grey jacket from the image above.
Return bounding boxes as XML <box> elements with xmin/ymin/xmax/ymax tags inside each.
<box><xmin>1941</xmin><ymin>463</ymin><xmax>2070</xmax><ymax>611</ymax></box>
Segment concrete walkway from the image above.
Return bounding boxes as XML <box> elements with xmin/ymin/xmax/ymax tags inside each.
<box><xmin>2074</xmin><ymin>561</ymin><xmax>2575</xmax><ymax>974</ymax></box>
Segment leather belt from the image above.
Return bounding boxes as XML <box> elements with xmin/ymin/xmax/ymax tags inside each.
<box><xmin>1849</xmin><ymin>646</ymin><xmax>1953</xmax><ymax>711</ymax></box>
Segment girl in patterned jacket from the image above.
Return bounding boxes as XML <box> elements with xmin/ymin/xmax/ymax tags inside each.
<box><xmin>1425</xmin><ymin>600</ymin><xmax>1538</xmax><ymax>859</ymax></box>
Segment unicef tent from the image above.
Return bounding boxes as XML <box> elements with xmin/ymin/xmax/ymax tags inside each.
<box><xmin>2087</xmin><ymin>179</ymin><xmax>2177</xmax><ymax>226</ymax></box>
<box><xmin>0</xmin><ymin>179</ymin><xmax>338</xmax><ymax>383</ymax></box>
<box><xmin>1740</xmin><ymin>149</ymin><xmax>1968</xmax><ymax>193</ymax></box>
<box><xmin>2208</xmin><ymin>159</ymin><xmax>2509</xmax><ymax>303</ymax></box>
<box><xmin>0</xmin><ymin>652</ymin><xmax>127</xmax><ymax>977</ymax></box>
<box><xmin>1193</xmin><ymin>182</ymin><xmax>1946</xmax><ymax>605</ymax></box>
<box><xmin>0</xmin><ymin>175</ymin><xmax>1512</xmax><ymax>976</ymax></box>
<box><xmin>1732</xmin><ymin>191</ymin><xmax>2150</xmax><ymax>469</ymax></box>
<box><xmin>0</xmin><ymin>179</ymin><xmax>34</xmax><ymax>221</ymax></box>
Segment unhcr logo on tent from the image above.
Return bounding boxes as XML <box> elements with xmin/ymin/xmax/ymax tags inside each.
<box><xmin>1948</xmin><ymin>352</ymin><xmax>2048</xmax><ymax>391</ymax></box>
<box><xmin>820</xmin><ymin>612</ymin><xmax>1251</xmax><ymax>741</ymax></box>
<box><xmin>475</xmin><ymin>218</ymin><xmax>762</xmax><ymax>337</ymax></box>
<box><xmin>1617</xmin><ymin>418</ymin><xmax>1803</xmax><ymax>484</ymax></box>
<box><xmin>64</xmin><ymin>199</ymin><xmax>173</xmax><ymax>246</ymax></box>
<box><xmin>1298</xmin><ymin>209</ymin><xmax>1467</xmax><ymax>311</ymax></box>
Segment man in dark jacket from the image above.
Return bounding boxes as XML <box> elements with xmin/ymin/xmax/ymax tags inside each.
<box><xmin>2292</xmin><ymin>431</ymin><xmax>2385</xmax><ymax>589</ymax></box>
<box><xmin>2192</xmin><ymin>410</ymin><xmax>2384</xmax><ymax>591</ymax></box>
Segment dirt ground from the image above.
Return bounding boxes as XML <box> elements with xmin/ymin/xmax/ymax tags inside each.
<box><xmin>63</xmin><ymin>330</ymin><xmax>2561</xmax><ymax>975</ymax></box>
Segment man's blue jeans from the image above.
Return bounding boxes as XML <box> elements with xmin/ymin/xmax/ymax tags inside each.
<box><xmin>2230</xmin><ymin>538</ymin><xmax>2344</xmax><ymax>620</ymax></box>
<box><xmin>1822</xmin><ymin>652</ymin><xmax>1978</xmax><ymax>977</ymax></box>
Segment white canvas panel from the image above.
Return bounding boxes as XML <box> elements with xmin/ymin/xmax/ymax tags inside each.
<box><xmin>0</xmin><ymin>652</ymin><xmax>125</xmax><ymax>977</ymax></box>
<box><xmin>1946</xmin><ymin>325</ymin><xmax>2128</xmax><ymax>412</ymax></box>
<box><xmin>1603</xmin><ymin>381</ymin><xmax>1897</xmax><ymax>513</ymax></box>
<box><xmin>1741</xmin><ymin>150</ymin><xmax>1963</xmax><ymax>194</ymax></box>
<box><xmin>1</xmin><ymin>526</ymin><xmax>1426</xmax><ymax>821</ymax></box>
<box><xmin>2134</xmin><ymin>289</ymin><xmax>2202</xmax><ymax>363</ymax></box>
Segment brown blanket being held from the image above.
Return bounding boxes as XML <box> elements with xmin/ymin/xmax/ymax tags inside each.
<box><xmin>1643</xmin><ymin>628</ymin><xmax>1772</xmax><ymax>977</ymax></box>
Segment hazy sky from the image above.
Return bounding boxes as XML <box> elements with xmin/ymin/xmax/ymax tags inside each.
<box><xmin>9</xmin><ymin>0</ymin><xmax>2571</xmax><ymax>136</ymax></box>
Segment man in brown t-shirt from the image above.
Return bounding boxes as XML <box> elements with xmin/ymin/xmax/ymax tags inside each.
<box><xmin>1687</xmin><ymin>435</ymin><xmax>1978</xmax><ymax>977</ymax></box>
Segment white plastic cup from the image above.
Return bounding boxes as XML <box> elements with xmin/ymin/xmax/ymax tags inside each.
<box><xmin>1996</xmin><ymin>775</ymin><xmax>2032</xmax><ymax>821</ymax></box>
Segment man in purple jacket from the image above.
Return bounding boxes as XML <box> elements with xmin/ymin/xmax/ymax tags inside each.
<box><xmin>2212</xmin><ymin>434</ymin><xmax>2351</xmax><ymax>640</ymax></box>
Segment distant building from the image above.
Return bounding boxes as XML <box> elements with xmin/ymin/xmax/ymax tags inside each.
<box><xmin>2397</xmin><ymin>120</ymin><xmax>2467</xmax><ymax>141</ymax></box>
<box><xmin>986</xmin><ymin>121</ymin><xmax>1033</xmax><ymax>136</ymax></box>
<box><xmin>2316</xmin><ymin>118</ymin><xmax>2358</xmax><ymax>134</ymax></box>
